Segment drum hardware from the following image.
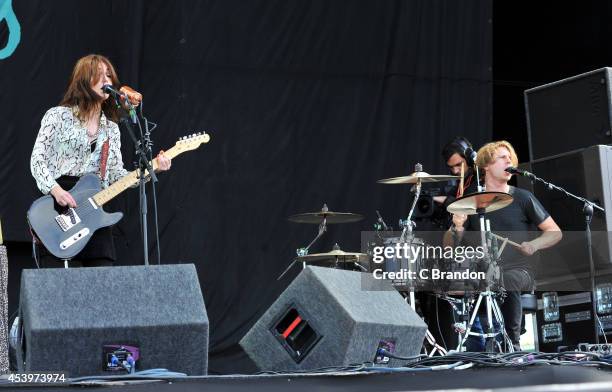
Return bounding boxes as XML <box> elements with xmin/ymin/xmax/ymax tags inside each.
<box><xmin>277</xmin><ymin>204</ymin><xmax>364</xmax><ymax>280</ymax></box>
<box><xmin>287</xmin><ymin>205</ymin><xmax>364</xmax><ymax>224</ymax></box>
<box><xmin>379</xmin><ymin>164</ymin><xmax>460</xmax><ymax>309</ymax></box>
<box><xmin>377</xmin><ymin>171</ymin><xmax>460</xmax><ymax>185</ymax></box>
<box><xmin>459</xmin><ymin>162</ymin><xmax>465</xmax><ymax>197</ymax></box>
<box><xmin>295</xmin><ymin>243</ymin><xmax>368</xmax><ymax>271</ymax></box>
<box><xmin>376</xmin><ymin>166</ymin><xmax>460</xmax><ymax>357</ymax></box>
<box><xmin>447</xmin><ymin>187</ymin><xmax>516</xmax><ymax>352</ymax></box>
<box><xmin>423</xmin><ymin>330</ymin><xmax>448</xmax><ymax>357</ymax></box>
<box><xmin>374</xmin><ymin>210</ymin><xmax>392</xmax><ymax>232</ymax></box>
<box><xmin>445</xmin><ymin>192</ymin><xmax>514</xmax><ymax>216</ymax></box>
<box><xmin>378</xmin><ymin>163</ymin><xmax>459</xmax><ymax>241</ymax></box>
<box><xmin>379</xmin><ymin>165</ymin><xmax>455</xmax><ymax>357</ymax></box>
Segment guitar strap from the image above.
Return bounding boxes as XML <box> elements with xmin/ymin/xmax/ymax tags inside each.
<box><xmin>99</xmin><ymin>137</ymin><xmax>110</xmax><ymax>180</ymax></box>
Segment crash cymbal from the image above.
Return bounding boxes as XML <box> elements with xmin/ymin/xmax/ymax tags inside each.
<box><xmin>297</xmin><ymin>248</ymin><xmax>368</xmax><ymax>263</ymax></box>
<box><xmin>446</xmin><ymin>191</ymin><xmax>513</xmax><ymax>215</ymax></box>
<box><xmin>288</xmin><ymin>206</ymin><xmax>364</xmax><ymax>224</ymax></box>
<box><xmin>378</xmin><ymin>172</ymin><xmax>460</xmax><ymax>184</ymax></box>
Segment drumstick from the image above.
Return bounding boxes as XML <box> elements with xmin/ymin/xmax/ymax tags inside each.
<box><xmin>458</xmin><ymin>162</ymin><xmax>465</xmax><ymax>198</ymax></box>
<box><xmin>490</xmin><ymin>232</ymin><xmax>522</xmax><ymax>248</ymax></box>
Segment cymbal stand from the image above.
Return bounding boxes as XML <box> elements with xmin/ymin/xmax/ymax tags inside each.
<box><xmin>277</xmin><ymin>205</ymin><xmax>329</xmax><ymax>280</ymax></box>
<box><xmin>398</xmin><ymin>164</ymin><xmax>424</xmax><ymax>310</ymax></box>
<box><xmin>398</xmin><ymin>164</ymin><xmax>446</xmax><ymax>356</ymax></box>
<box><xmin>399</xmin><ymin>164</ymin><xmax>422</xmax><ymax>243</ymax></box>
<box><xmin>457</xmin><ymin>211</ymin><xmax>514</xmax><ymax>352</ymax></box>
<box><xmin>423</xmin><ymin>330</ymin><xmax>448</xmax><ymax>357</ymax></box>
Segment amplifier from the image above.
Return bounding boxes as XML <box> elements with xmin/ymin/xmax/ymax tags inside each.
<box><xmin>525</xmin><ymin>68</ymin><xmax>612</xmax><ymax>161</ymax></box>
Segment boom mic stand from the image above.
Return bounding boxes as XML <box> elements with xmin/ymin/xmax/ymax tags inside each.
<box><xmin>520</xmin><ymin>170</ymin><xmax>605</xmax><ymax>343</ymax></box>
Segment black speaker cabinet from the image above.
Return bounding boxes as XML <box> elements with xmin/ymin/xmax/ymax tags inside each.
<box><xmin>525</xmin><ymin>68</ymin><xmax>612</xmax><ymax>161</ymax></box>
<box><xmin>240</xmin><ymin>266</ymin><xmax>427</xmax><ymax>371</ymax></box>
<box><xmin>517</xmin><ymin>145</ymin><xmax>612</xmax><ymax>289</ymax></box>
<box><xmin>18</xmin><ymin>264</ymin><xmax>209</xmax><ymax>377</ymax></box>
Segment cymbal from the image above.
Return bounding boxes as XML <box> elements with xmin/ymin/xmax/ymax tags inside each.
<box><xmin>297</xmin><ymin>248</ymin><xmax>368</xmax><ymax>263</ymax></box>
<box><xmin>288</xmin><ymin>211</ymin><xmax>364</xmax><ymax>224</ymax></box>
<box><xmin>378</xmin><ymin>172</ymin><xmax>460</xmax><ymax>184</ymax></box>
<box><xmin>446</xmin><ymin>191</ymin><xmax>513</xmax><ymax>215</ymax></box>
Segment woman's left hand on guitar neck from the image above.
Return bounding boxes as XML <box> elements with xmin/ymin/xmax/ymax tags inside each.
<box><xmin>156</xmin><ymin>150</ymin><xmax>171</xmax><ymax>171</ymax></box>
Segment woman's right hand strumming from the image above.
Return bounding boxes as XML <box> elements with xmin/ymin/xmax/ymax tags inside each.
<box><xmin>50</xmin><ymin>185</ymin><xmax>77</xmax><ymax>208</ymax></box>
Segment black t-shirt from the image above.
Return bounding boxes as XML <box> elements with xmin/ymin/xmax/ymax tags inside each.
<box><xmin>464</xmin><ymin>186</ymin><xmax>550</xmax><ymax>272</ymax></box>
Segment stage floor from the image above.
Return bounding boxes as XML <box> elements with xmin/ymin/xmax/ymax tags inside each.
<box><xmin>2</xmin><ymin>366</ymin><xmax>612</xmax><ymax>392</ymax></box>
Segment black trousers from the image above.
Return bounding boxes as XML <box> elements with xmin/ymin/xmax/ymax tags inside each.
<box><xmin>500</xmin><ymin>268</ymin><xmax>533</xmax><ymax>350</ymax></box>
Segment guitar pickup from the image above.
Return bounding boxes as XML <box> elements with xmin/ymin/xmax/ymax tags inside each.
<box><xmin>54</xmin><ymin>208</ymin><xmax>81</xmax><ymax>232</ymax></box>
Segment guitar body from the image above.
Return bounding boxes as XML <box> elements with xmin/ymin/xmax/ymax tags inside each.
<box><xmin>27</xmin><ymin>174</ymin><xmax>123</xmax><ymax>260</ymax></box>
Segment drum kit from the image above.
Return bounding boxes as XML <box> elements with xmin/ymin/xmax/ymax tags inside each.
<box><xmin>281</xmin><ymin>163</ymin><xmax>520</xmax><ymax>353</ymax></box>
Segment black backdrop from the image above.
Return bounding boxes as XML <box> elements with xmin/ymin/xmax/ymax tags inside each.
<box><xmin>0</xmin><ymin>0</ymin><xmax>492</xmax><ymax>373</ymax></box>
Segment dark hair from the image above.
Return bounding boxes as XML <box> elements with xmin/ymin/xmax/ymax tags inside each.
<box><xmin>441</xmin><ymin>137</ymin><xmax>473</xmax><ymax>162</ymax></box>
<box><xmin>59</xmin><ymin>54</ymin><xmax>122</xmax><ymax>122</ymax></box>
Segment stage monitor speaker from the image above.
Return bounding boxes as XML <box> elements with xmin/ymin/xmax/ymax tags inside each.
<box><xmin>18</xmin><ymin>264</ymin><xmax>208</xmax><ymax>377</ymax></box>
<box><xmin>240</xmin><ymin>266</ymin><xmax>427</xmax><ymax>372</ymax></box>
<box><xmin>517</xmin><ymin>145</ymin><xmax>612</xmax><ymax>286</ymax></box>
<box><xmin>525</xmin><ymin>68</ymin><xmax>612</xmax><ymax>161</ymax></box>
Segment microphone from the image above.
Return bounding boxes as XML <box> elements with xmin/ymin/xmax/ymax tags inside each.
<box><xmin>102</xmin><ymin>84</ymin><xmax>138</xmax><ymax>124</ymax></box>
<box><xmin>505</xmin><ymin>166</ymin><xmax>535</xmax><ymax>179</ymax></box>
<box><xmin>102</xmin><ymin>84</ymin><xmax>126</xmax><ymax>100</ymax></box>
<box><xmin>376</xmin><ymin>210</ymin><xmax>390</xmax><ymax>231</ymax></box>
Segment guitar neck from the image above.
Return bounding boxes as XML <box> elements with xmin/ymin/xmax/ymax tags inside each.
<box><xmin>92</xmin><ymin>146</ymin><xmax>179</xmax><ymax>207</ymax></box>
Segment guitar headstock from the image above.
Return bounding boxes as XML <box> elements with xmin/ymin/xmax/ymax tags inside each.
<box><xmin>175</xmin><ymin>132</ymin><xmax>211</xmax><ymax>151</ymax></box>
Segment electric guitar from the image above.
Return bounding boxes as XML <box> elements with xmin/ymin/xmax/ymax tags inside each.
<box><xmin>27</xmin><ymin>132</ymin><xmax>210</xmax><ymax>259</ymax></box>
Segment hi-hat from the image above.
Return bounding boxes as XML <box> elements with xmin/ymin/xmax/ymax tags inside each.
<box><xmin>297</xmin><ymin>248</ymin><xmax>368</xmax><ymax>264</ymax></box>
<box><xmin>288</xmin><ymin>204</ymin><xmax>363</xmax><ymax>224</ymax></box>
<box><xmin>446</xmin><ymin>191</ymin><xmax>513</xmax><ymax>215</ymax></box>
<box><xmin>378</xmin><ymin>172</ymin><xmax>460</xmax><ymax>184</ymax></box>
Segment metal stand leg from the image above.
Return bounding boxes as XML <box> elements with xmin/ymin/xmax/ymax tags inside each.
<box><xmin>63</xmin><ymin>259</ymin><xmax>69</xmax><ymax>269</ymax></box>
<box><xmin>490</xmin><ymin>297</ymin><xmax>515</xmax><ymax>351</ymax></box>
<box><xmin>453</xmin><ymin>297</ymin><xmax>469</xmax><ymax>351</ymax></box>
<box><xmin>458</xmin><ymin>290</ymin><xmax>514</xmax><ymax>353</ymax></box>
<box><xmin>404</xmin><ymin>294</ymin><xmax>448</xmax><ymax>356</ymax></box>
<box><xmin>459</xmin><ymin>292</ymin><xmax>483</xmax><ymax>350</ymax></box>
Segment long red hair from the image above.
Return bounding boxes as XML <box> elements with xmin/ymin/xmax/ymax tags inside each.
<box><xmin>59</xmin><ymin>54</ymin><xmax>122</xmax><ymax>122</ymax></box>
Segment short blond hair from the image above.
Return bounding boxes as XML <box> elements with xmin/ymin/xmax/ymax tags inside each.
<box><xmin>475</xmin><ymin>140</ymin><xmax>519</xmax><ymax>171</ymax></box>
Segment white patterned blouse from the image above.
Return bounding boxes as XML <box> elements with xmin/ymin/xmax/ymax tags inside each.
<box><xmin>30</xmin><ymin>106</ymin><xmax>129</xmax><ymax>194</ymax></box>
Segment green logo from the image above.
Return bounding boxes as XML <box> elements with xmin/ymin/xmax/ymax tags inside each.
<box><xmin>0</xmin><ymin>0</ymin><xmax>21</xmax><ymax>59</ymax></box>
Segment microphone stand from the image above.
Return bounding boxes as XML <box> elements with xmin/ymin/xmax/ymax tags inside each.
<box><xmin>110</xmin><ymin>92</ymin><xmax>158</xmax><ymax>266</ymax></box>
<box><xmin>140</xmin><ymin>104</ymin><xmax>163</xmax><ymax>265</ymax></box>
<box><xmin>522</xmin><ymin>171</ymin><xmax>605</xmax><ymax>343</ymax></box>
